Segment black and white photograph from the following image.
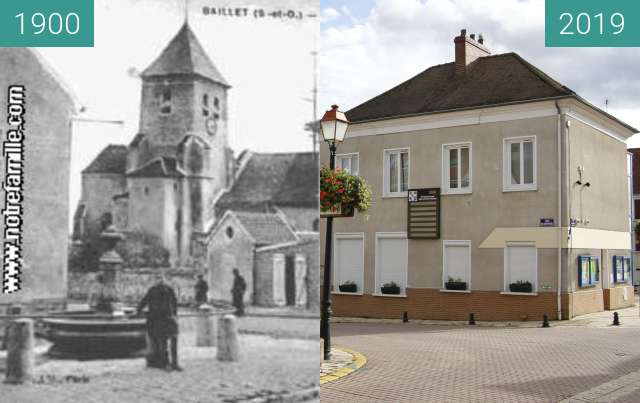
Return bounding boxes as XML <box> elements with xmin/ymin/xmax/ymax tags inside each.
<box><xmin>0</xmin><ymin>0</ymin><xmax>320</xmax><ymax>402</ymax></box>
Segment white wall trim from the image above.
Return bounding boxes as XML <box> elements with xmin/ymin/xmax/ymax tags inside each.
<box><xmin>441</xmin><ymin>142</ymin><xmax>473</xmax><ymax>195</ymax></box>
<box><xmin>382</xmin><ymin>147</ymin><xmax>410</xmax><ymax>198</ymax></box>
<box><xmin>502</xmin><ymin>135</ymin><xmax>537</xmax><ymax>192</ymax></box>
<box><xmin>347</xmin><ymin>101</ymin><xmax>560</xmax><ymax>138</ymax></box>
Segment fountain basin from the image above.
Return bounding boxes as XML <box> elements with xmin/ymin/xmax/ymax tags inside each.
<box><xmin>40</xmin><ymin>310</ymin><xmax>147</xmax><ymax>359</ymax></box>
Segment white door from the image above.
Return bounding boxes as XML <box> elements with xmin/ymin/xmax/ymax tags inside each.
<box><xmin>335</xmin><ymin>235</ymin><xmax>364</xmax><ymax>292</ymax></box>
<box><xmin>272</xmin><ymin>253</ymin><xmax>286</xmax><ymax>306</ymax></box>
<box><xmin>295</xmin><ymin>254</ymin><xmax>307</xmax><ymax>307</ymax></box>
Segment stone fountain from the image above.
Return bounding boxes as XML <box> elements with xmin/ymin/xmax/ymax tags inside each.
<box><xmin>41</xmin><ymin>226</ymin><xmax>147</xmax><ymax>359</ymax></box>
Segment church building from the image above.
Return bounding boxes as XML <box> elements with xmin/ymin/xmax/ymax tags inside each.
<box><xmin>75</xmin><ymin>23</ymin><xmax>318</xmax><ymax>308</ymax></box>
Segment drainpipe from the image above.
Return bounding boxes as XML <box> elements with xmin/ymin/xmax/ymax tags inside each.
<box><xmin>555</xmin><ymin>101</ymin><xmax>563</xmax><ymax>320</ymax></box>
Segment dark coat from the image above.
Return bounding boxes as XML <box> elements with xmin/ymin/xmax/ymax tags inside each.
<box><xmin>137</xmin><ymin>283</ymin><xmax>178</xmax><ymax>337</ymax></box>
<box><xmin>194</xmin><ymin>279</ymin><xmax>209</xmax><ymax>304</ymax></box>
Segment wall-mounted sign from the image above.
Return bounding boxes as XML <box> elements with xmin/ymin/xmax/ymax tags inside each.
<box><xmin>540</xmin><ymin>218</ymin><xmax>554</xmax><ymax>227</ymax></box>
<box><xmin>407</xmin><ymin>188</ymin><xmax>440</xmax><ymax>239</ymax></box>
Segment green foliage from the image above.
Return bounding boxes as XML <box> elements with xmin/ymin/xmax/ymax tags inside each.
<box><xmin>115</xmin><ymin>230</ymin><xmax>170</xmax><ymax>268</ymax></box>
<box><xmin>320</xmin><ymin>165</ymin><xmax>372</xmax><ymax>213</ymax></box>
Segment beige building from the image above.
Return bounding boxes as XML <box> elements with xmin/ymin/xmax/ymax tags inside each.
<box><xmin>321</xmin><ymin>30</ymin><xmax>637</xmax><ymax>321</ymax></box>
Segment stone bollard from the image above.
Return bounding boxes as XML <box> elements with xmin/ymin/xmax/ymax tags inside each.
<box><xmin>402</xmin><ymin>311</ymin><xmax>409</xmax><ymax>323</ymax></box>
<box><xmin>196</xmin><ymin>304</ymin><xmax>216</xmax><ymax>347</ymax></box>
<box><xmin>613</xmin><ymin>312</ymin><xmax>620</xmax><ymax>326</ymax></box>
<box><xmin>217</xmin><ymin>314</ymin><xmax>239</xmax><ymax>362</ymax></box>
<box><xmin>5</xmin><ymin>319</ymin><xmax>34</xmax><ymax>384</ymax></box>
<box><xmin>469</xmin><ymin>313</ymin><xmax>476</xmax><ymax>325</ymax></box>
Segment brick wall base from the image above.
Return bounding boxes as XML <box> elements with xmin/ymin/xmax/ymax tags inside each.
<box><xmin>330</xmin><ymin>288</ymin><xmax>559</xmax><ymax>321</ymax></box>
<box><xmin>603</xmin><ymin>286</ymin><xmax>634</xmax><ymax>311</ymax></box>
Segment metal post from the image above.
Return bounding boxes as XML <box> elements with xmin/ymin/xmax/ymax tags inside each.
<box><xmin>320</xmin><ymin>143</ymin><xmax>336</xmax><ymax>361</ymax></box>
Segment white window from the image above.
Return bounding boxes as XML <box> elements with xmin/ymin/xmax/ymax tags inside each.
<box><xmin>504</xmin><ymin>243</ymin><xmax>537</xmax><ymax>293</ymax></box>
<box><xmin>383</xmin><ymin>148</ymin><xmax>409</xmax><ymax>197</ymax></box>
<box><xmin>334</xmin><ymin>233</ymin><xmax>365</xmax><ymax>293</ymax></box>
<box><xmin>503</xmin><ymin>136</ymin><xmax>536</xmax><ymax>191</ymax></box>
<box><xmin>442</xmin><ymin>143</ymin><xmax>472</xmax><ymax>194</ymax></box>
<box><xmin>442</xmin><ymin>241</ymin><xmax>471</xmax><ymax>289</ymax></box>
<box><xmin>375</xmin><ymin>233</ymin><xmax>408</xmax><ymax>294</ymax></box>
<box><xmin>336</xmin><ymin>153</ymin><xmax>359</xmax><ymax>176</ymax></box>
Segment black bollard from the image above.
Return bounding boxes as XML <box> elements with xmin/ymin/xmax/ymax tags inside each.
<box><xmin>402</xmin><ymin>311</ymin><xmax>408</xmax><ymax>323</ymax></box>
<box><xmin>469</xmin><ymin>313</ymin><xmax>476</xmax><ymax>325</ymax></box>
<box><xmin>613</xmin><ymin>312</ymin><xmax>620</xmax><ymax>326</ymax></box>
<box><xmin>542</xmin><ymin>314</ymin><xmax>550</xmax><ymax>328</ymax></box>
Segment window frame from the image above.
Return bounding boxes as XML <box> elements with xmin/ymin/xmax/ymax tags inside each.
<box><xmin>382</xmin><ymin>148</ymin><xmax>410</xmax><ymax>198</ymax></box>
<box><xmin>335</xmin><ymin>152</ymin><xmax>360</xmax><ymax>176</ymax></box>
<box><xmin>374</xmin><ymin>232</ymin><xmax>408</xmax><ymax>296</ymax></box>
<box><xmin>160</xmin><ymin>88</ymin><xmax>172</xmax><ymax>115</ymax></box>
<box><xmin>442</xmin><ymin>240</ymin><xmax>472</xmax><ymax>290</ymax></box>
<box><xmin>503</xmin><ymin>242</ymin><xmax>538</xmax><ymax>293</ymax></box>
<box><xmin>333</xmin><ymin>232</ymin><xmax>365</xmax><ymax>294</ymax></box>
<box><xmin>442</xmin><ymin>142</ymin><xmax>472</xmax><ymax>195</ymax></box>
<box><xmin>503</xmin><ymin>135</ymin><xmax>537</xmax><ymax>192</ymax></box>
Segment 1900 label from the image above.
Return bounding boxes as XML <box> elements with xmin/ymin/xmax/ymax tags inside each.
<box><xmin>0</xmin><ymin>0</ymin><xmax>93</xmax><ymax>47</ymax></box>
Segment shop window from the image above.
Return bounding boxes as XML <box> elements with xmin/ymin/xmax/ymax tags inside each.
<box><xmin>578</xmin><ymin>256</ymin><xmax>600</xmax><ymax>287</ymax></box>
<box><xmin>612</xmin><ymin>255</ymin><xmax>631</xmax><ymax>283</ymax></box>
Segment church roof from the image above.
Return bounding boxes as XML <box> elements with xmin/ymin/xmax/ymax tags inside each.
<box><xmin>141</xmin><ymin>23</ymin><xmax>229</xmax><ymax>87</ymax></box>
<box><xmin>82</xmin><ymin>145</ymin><xmax>128</xmax><ymax>175</ymax></box>
<box><xmin>232</xmin><ymin>212</ymin><xmax>298</xmax><ymax>245</ymax></box>
<box><xmin>214</xmin><ymin>152</ymin><xmax>318</xmax><ymax>217</ymax></box>
<box><xmin>127</xmin><ymin>157</ymin><xmax>184</xmax><ymax>178</ymax></box>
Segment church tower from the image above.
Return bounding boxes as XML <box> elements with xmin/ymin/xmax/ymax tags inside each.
<box><xmin>127</xmin><ymin>23</ymin><xmax>231</xmax><ymax>264</ymax></box>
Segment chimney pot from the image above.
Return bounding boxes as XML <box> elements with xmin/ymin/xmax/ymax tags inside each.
<box><xmin>454</xmin><ymin>28</ymin><xmax>491</xmax><ymax>75</ymax></box>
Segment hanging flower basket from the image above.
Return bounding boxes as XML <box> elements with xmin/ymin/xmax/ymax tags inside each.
<box><xmin>320</xmin><ymin>165</ymin><xmax>371</xmax><ymax>218</ymax></box>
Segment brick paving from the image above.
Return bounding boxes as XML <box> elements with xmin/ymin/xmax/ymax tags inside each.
<box><xmin>321</xmin><ymin>322</ymin><xmax>640</xmax><ymax>402</ymax></box>
<box><xmin>0</xmin><ymin>316</ymin><xmax>319</xmax><ymax>403</ymax></box>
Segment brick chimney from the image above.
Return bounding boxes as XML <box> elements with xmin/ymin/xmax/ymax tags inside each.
<box><xmin>454</xmin><ymin>29</ymin><xmax>490</xmax><ymax>74</ymax></box>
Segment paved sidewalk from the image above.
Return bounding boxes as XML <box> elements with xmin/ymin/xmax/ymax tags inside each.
<box><xmin>320</xmin><ymin>348</ymin><xmax>366</xmax><ymax>384</ymax></box>
<box><xmin>333</xmin><ymin>298</ymin><xmax>640</xmax><ymax>329</ymax></box>
<box><xmin>561</xmin><ymin>368</ymin><xmax>640</xmax><ymax>402</ymax></box>
<box><xmin>322</xmin><ymin>322</ymin><xmax>640</xmax><ymax>402</ymax></box>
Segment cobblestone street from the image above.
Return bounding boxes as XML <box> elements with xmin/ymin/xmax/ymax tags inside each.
<box><xmin>321</xmin><ymin>321</ymin><xmax>640</xmax><ymax>402</ymax></box>
<box><xmin>0</xmin><ymin>317</ymin><xmax>319</xmax><ymax>403</ymax></box>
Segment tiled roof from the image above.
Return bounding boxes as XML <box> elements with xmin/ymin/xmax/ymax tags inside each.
<box><xmin>127</xmin><ymin>157</ymin><xmax>184</xmax><ymax>178</ymax></box>
<box><xmin>347</xmin><ymin>53</ymin><xmax>574</xmax><ymax>123</ymax></box>
<box><xmin>233</xmin><ymin>212</ymin><xmax>297</xmax><ymax>245</ymax></box>
<box><xmin>215</xmin><ymin>152</ymin><xmax>318</xmax><ymax>217</ymax></box>
<box><xmin>141</xmin><ymin>23</ymin><xmax>229</xmax><ymax>87</ymax></box>
<box><xmin>82</xmin><ymin>145</ymin><xmax>128</xmax><ymax>174</ymax></box>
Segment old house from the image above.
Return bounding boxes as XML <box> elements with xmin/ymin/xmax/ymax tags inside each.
<box><xmin>0</xmin><ymin>48</ymin><xmax>78</xmax><ymax>311</ymax></box>
<box><xmin>322</xmin><ymin>30</ymin><xmax>637</xmax><ymax>321</ymax></box>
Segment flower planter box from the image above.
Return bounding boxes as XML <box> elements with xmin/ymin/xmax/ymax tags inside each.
<box><xmin>338</xmin><ymin>283</ymin><xmax>357</xmax><ymax>293</ymax></box>
<box><xmin>509</xmin><ymin>281</ymin><xmax>533</xmax><ymax>293</ymax></box>
<box><xmin>380</xmin><ymin>285</ymin><xmax>401</xmax><ymax>295</ymax></box>
<box><xmin>445</xmin><ymin>281</ymin><xmax>467</xmax><ymax>291</ymax></box>
<box><xmin>320</xmin><ymin>204</ymin><xmax>354</xmax><ymax>218</ymax></box>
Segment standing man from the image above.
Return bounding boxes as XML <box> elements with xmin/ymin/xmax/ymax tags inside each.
<box><xmin>137</xmin><ymin>271</ymin><xmax>183</xmax><ymax>371</ymax></box>
<box><xmin>194</xmin><ymin>274</ymin><xmax>209</xmax><ymax>306</ymax></box>
<box><xmin>231</xmin><ymin>268</ymin><xmax>247</xmax><ymax>316</ymax></box>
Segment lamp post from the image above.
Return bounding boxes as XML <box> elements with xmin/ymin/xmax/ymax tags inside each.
<box><xmin>320</xmin><ymin>104</ymin><xmax>349</xmax><ymax>360</ymax></box>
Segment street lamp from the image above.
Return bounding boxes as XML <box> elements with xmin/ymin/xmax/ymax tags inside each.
<box><xmin>320</xmin><ymin>104</ymin><xmax>349</xmax><ymax>360</ymax></box>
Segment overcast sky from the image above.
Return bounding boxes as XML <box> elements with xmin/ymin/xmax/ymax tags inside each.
<box><xmin>35</xmin><ymin>0</ymin><xmax>318</xmax><ymax>230</ymax></box>
<box><xmin>319</xmin><ymin>0</ymin><xmax>640</xmax><ymax>145</ymax></box>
